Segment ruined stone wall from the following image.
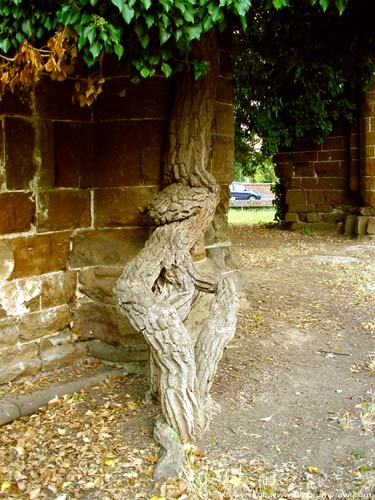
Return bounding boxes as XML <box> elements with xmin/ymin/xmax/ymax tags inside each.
<box><xmin>273</xmin><ymin>115</ymin><xmax>375</xmax><ymax>236</ymax></box>
<box><xmin>0</xmin><ymin>54</ymin><xmax>235</xmax><ymax>384</ymax></box>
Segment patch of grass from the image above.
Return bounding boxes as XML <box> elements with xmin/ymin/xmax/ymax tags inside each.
<box><xmin>228</xmin><ymin>208</ymin><xmax>275</xmax><ymax>225</ymax></box>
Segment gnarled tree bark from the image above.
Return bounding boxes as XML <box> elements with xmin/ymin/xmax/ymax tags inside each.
<box><xmin>114</xmin><ymin>32</ymin><xmax>238</xmax><ymax>451</ymax></box>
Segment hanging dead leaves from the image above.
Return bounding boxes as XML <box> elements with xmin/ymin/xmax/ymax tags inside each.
<box><xmin>0</xmin><ymin>27</ymin><xmax>104</xmax><ymax>107</ymax></box>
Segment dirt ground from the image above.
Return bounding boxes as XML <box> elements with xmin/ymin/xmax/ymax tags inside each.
<box><xmin>1</xmin><ymin>224</ymin><xmax>374</xmax><ymax>499</ymax></box>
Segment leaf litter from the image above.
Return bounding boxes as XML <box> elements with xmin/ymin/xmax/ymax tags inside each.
<box><xmin>1</xmin><ymin>225</ymin><xmax>375</xmax><ymax>499</ymax></box>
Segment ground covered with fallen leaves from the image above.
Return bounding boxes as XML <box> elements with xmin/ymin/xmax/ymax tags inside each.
<box><xmin>0</xmin><ymin>225</ymin><xmax>374</xmax><ymax>499</ymax></box>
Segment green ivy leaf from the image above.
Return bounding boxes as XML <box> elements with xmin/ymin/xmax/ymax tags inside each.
<box><xmin>0</xmin><ymin>38</ymin><xmax>11</xmax><ymax>53</ymax></box>
<box><xmin>123</xmin><ymin>4</ymin><xmax>135</xmax><ymax>24</ymax></box>
<box><xmin>161</xmin><ymin>62</ymin><xmax>172</xmax><ymax>78</ymax></box>
<box><xmin>90</xmin><ymin>39</ymin><xmax>102</xmax><ymax>60</ymax></box>
<box><xmin>272</xmin><ymin>0</ymin><xmax>289</xmax><ymax>9</ymax></box>
<box><xmin>21</xmin><ymin>19</ymin><xmax>33</xmax><ymax>38</ymax></box>
<box><xmin>114</xmin><ymin>43</ymin><xmax>124</xmax><ymax>59</ymax></box>
<box><xmin>318</xmin><ymin>0</ymin><xmax>329</xmax><ymax>11</ymax></box>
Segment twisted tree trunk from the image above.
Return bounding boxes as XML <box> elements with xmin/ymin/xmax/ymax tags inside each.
<box><xmin>114</xmin><ymin>32</ymin><xmax>238</xmax><ymax>447</ymax></box>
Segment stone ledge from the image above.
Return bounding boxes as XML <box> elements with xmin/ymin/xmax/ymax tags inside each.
<box><xmin>0</xmin><ymin>367</ymin><xmax>125</xmax><ymax>426</ymax></box>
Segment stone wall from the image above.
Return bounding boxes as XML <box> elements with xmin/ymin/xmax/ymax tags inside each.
<box><xmin>273</xmin><ymin>96</ymin><xmax>375</xmax><ymax>236</ymax></box>
<box><xmin>0</xmin><ymin>48</ymin><xmax>234</xmax><ymax>384</ymax></box>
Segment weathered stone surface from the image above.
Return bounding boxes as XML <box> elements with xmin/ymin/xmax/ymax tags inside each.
<box><xmin>78</xmin><ymin>266</ymin><xmax>122</xmax><ymax>304</ymax></box>
<box><xmin>94</xmin><ymin>187</ymin><xmax>158</xmax><ymax>227</ymax></box>
<box><xmin>211</xmin><ymin>135</ymin><xmax>234</xmax><ymax>183</ymax></box>
<box><xmin>41</xmin><ymin>270</ymin><xmax>77</xmax><ymax>309</ymax></box>
<box><xmin>4</xmin><ymin>117</ymin><xmax>36</xmax><ymax>190</ymax></box>
<box><xmin>93</xmin><ymin>122</ymin><xmax>142</xmax><ymax>187</ymax></box>
<box><xmin>35</xmin><ymin>77</ymin><xmax>91</xmax><ymax>121</ymax></box>
<box><xmin>10</xmin><ymin>232</ymin><xmax>70</xmax><ymax>278</ymax></box>
<box><xmin>39</xmin><ymin>330</ymin><xmax>72</xmax><ymax>350</ymax></box>
<box><xmin>92</xmin><ymin>76</ymin><xmax>173</xmax><ymax>121</ymax></box>
<box><xmin>289</xmin><ymin>203</ymin><xmax>316</xmax><ymax>213</ymax></box>
<box><xmin>0</xmin><ymin>240</ymin><xmax>14</xmax><ymax>280</ymax></box>
<box><xmin>0</xmin><ymin>276</ymin><xmax>42</xmax><ymax>316</ymax></box>
<box><xmin>37</xmin><ymin>189</ymin><xmax>91</xmax><ymax>231</ymax></box>
<box><xmin>286</xmin><ymin>190</ymin><xmax>306</xmax><ymax>205</ymax></box>
<box><xmin>0</xmin><ymin>342</ymin><xmax>41</xmax><ymax>385</ymax></box>
<box><xmin>285</xmin><ymin>213</ymin><xmax>299</xmax><ymax>223</ymax></box>
<box><xmin>367</xmin><ymin>216</ymin><xmax>375</xmax><ymax>234</ymax></box>
<box><xmin>19</xmin><ymin>305</ymin><xmax>72</xmax><ymax>341</ymax></box>
<box><xmin>216</xmin><ymin>76</ymin><xmax>233</xmax><ymax>104</ymax></box>
<box><xmin>86</xmin><ymin>339</ymin><xmax>148</xmax><ymax>362</ymax></box>
<box><xmin>71</xmin><ymin>300</ymin><xmax>141</xmax><ymax>344</ymax></box>
<box><xmin>307</xmin><ymin>213</ymin><xmax>322</xmax><ymax>223</ymax></box>
<box><xmin>290</xmin><ymin>221</ymin><xmax>336</xmax><ymax>232</ymax></box>
<box><xmin>37</xmin><ymin>121</ymin><xmax>55</xmax><ymax>189</ymax></box>
<box><xmin>0</xmin><ymin>88</ymin><xmax>32</xmax><ymax>117</ymax></box>
<box><xmin>0</xmin><ymin>192</ymin><xmax>35</xmax><ymax>234</ymax></box>
<box><xmin>355</xmin><ymin>216</ymin><xmax>369</xmax><ymax>235</ymax></box>
<box><xmin>0</xmin><ymin>318</ymin><xmax>20</xmax><ymax>346</ymax></box>
<box><xmin>54</xmin><ymin>121</ymin><xmax>94</xmax><ymax>188</ymax></box>
<box><xmin>323</xmin><ymin>209</ymin><xmax>346</xmax><ymax>223</ymax></box>
<box><xmin>69</xmin><ymin>228</ymin><xmax>148</xmax><ymax>268</ymax></box>
<box><xmin>344</xmin><ymin>215</ymin><xmax>357</xmax><ymax>236</ymax></box>
<box><xmin>40</xmin><ymin>343</ymin><xmax>87</xmax><ymax>372</ymax></box>
<box><xmin>212</xmin><ymin>103</ymin><xmax>234</xmax><ymax>136</ymax></box>
<box><xmin>140</xmin><ymin>120</ymin><xmax>167</xmax><ymax>185</ymax></box>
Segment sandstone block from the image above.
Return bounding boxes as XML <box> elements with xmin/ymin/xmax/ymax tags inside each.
<box><xmin>140</xmin><ymin>120</ymin><xmax>167</xmax><ymax>185</ymax></box>
<box><xmin>213</xmin><ymin>102</ymin><xmax>234</xmax><ymax>136</ymax></box>
<box><xmin>367</xmin><ymin>216</ymin><xmax>375</xmax><ymax>234</ymax></box>
<box><xmin>362</xmin><ymin>190</ymin><xmax>375</xmax><ymax>207</ymax></box>
<box><xmin>41</xmin><ymin>270</ymin><xmax>77</xmax><ymax>309</ymax></box>
<box><xmin>35</xmin><ymin>77</ymin><xmax>91</xmax><ymax>121</ymax></box>
<box><xmin>40</xmin><ymin>343</ymin><xmax>87</xmax><ymax>372</ymax></box>
<box><xmin>10</xmin><ymin>232</ymin><xmax>70</xmax><ymax>278</ymax></box>
<box><xmin>54</xmin><ymin>121</ymin><xmax>94</xmax><ymax>188</ymax></box>
<box><xmin>4</xmin><ymin>117</ymin><xmax>36</xmax><ymax>190</ymax></box>
<box><xmin>0</xmin><ymin>318</ymin><xmax>20</xmax><ymax>346</ymax></box>
<box><xmin>71</xmin><ymin>300</ymin><xmax>140</xmax><ymax>344</ymax></box>
<box><xmin>288</xmin><ymin>204</ymin><xmax>316</xmax><ymax>213</ymax></box>
<box><xmin>216</xmin><ymin>76</ymin><xmax>233</xmax><ymax>104</ymax></box>
<box><xmin>0</xmin><ymin>192</ymin><xmax>35</xmax><ymax>234</ymax></box>
<box><xmin>355</xmin><ymin>216</ymin><xmax>369</xmax><ymax>235</ymax></box>
<box><xmin>317</xmin><ymin>177</ymin><xmax>347</xmax><ymax>190</ymax></box>
<box><xmin>344</xmin><ymin>215</ymin><xmax>357</xmax><ymax>236</ymax></box>
<box><xmin>19</xmin><ymin>305</ymin><xmax>72</xmax><ymax>341</ymax></box>
<box><xmin>293</xmin><ymin>162</ymin><xmax>316</xmax><ymax>177</ymax></box>
<box><xmin>37</xmin><ymin>189</ymin><xmax>91</xmax><ymax>232</ymax></box>
<box><xmin>39</xmin><ymin>330</ymin><xmax>72</xmax><ymax>350</ymax></box>
<box><xmin>69</xmin><ymin>228</ymin><xmax>148</xmax><ymax>268</ymax></box>
<box><xmin>94</xmin><ymin>187</ymin><xmax>157</xmax><ymax>228</ymax></box>
<box><xmin>0</xmin><ymin>342</ymin><xmax>41</xmax><ymax>384</ymax></box>
<box><xmin>87</xmin><ymin>340</ymin><xmax>148</xmax><ymax>362</ymax></box>
<box><xmin>307</xmin><ymin>213</ymin><xmax>322</xmax><ymax>222</ymax></box>
<box><xmin>286</xmin><ymin>190</ymin><xmax>306</xmax><ymax>205</ymax></box>
<box><xmin>0</xmin><ymin>240</ymin><xmax>14</xmax><ymax>280</ymax></box>
<box><xmin>92</xmin><ymin>76</ymin><xmax>173</xmax><ymax>121</ymax></box>
<box><xmin>78</xmin><ymin>266</ymin><xmax>122</xmax><ymax>304</ymax></box>
<box><xmin>0</xmin><ymin>276</ymin><xmax>42</xmax><ymax>316</ymax></box>
<box><xmin>211</xmin><ymin>135</ymin><xmax>234</xmax><ymax>183</ymax></box>
<box><xmin>0</xmin><ymin>88</ymin><xmax>32</xmax><ymax>116</ymax></box>
<box><xmin>307</xmin><ymin>191</ymin><xmax>325</xmax><ymax>204</ymax></box>
<box><xmin>285</xmin><ymin>213</ymin><xmax>299</xmax><ymax>223</ymax></box>
<box><xmin>94</xmin><ymin>121</ymin><xmax>142</xmax><ymax>187</ymax></box>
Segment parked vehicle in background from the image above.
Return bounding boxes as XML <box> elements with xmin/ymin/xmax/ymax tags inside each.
<box><xmin>230</xmin><ymin>182</ymin><xmax>262</xmax><ymax>200</ymax></box>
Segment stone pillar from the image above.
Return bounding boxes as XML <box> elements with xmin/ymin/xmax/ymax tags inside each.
<box><xmin>361</xmin><ymin>79</ymin><xmax>375</xmax><ymax>208</ymax></box>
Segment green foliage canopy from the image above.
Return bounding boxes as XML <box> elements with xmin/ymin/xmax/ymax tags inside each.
<box><xmin>234</xmin><ymin>0</ymin><xmax>375</xmax><ymax>156</ymax></box>
<box><xmin>0</xmin><ymin>0</ymin><xmax>349</xmax><ymax>82</ymax></box>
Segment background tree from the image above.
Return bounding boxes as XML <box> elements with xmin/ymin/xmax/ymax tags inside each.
<box><xmin>1</xmin><ymin>0</ymin><xmax>358</xmax><ymax>478</ymax></box>
<box><xmin>234</xmin><ymin>0</ymin><xmax>375</xmax><ymax>158</ymax></box>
